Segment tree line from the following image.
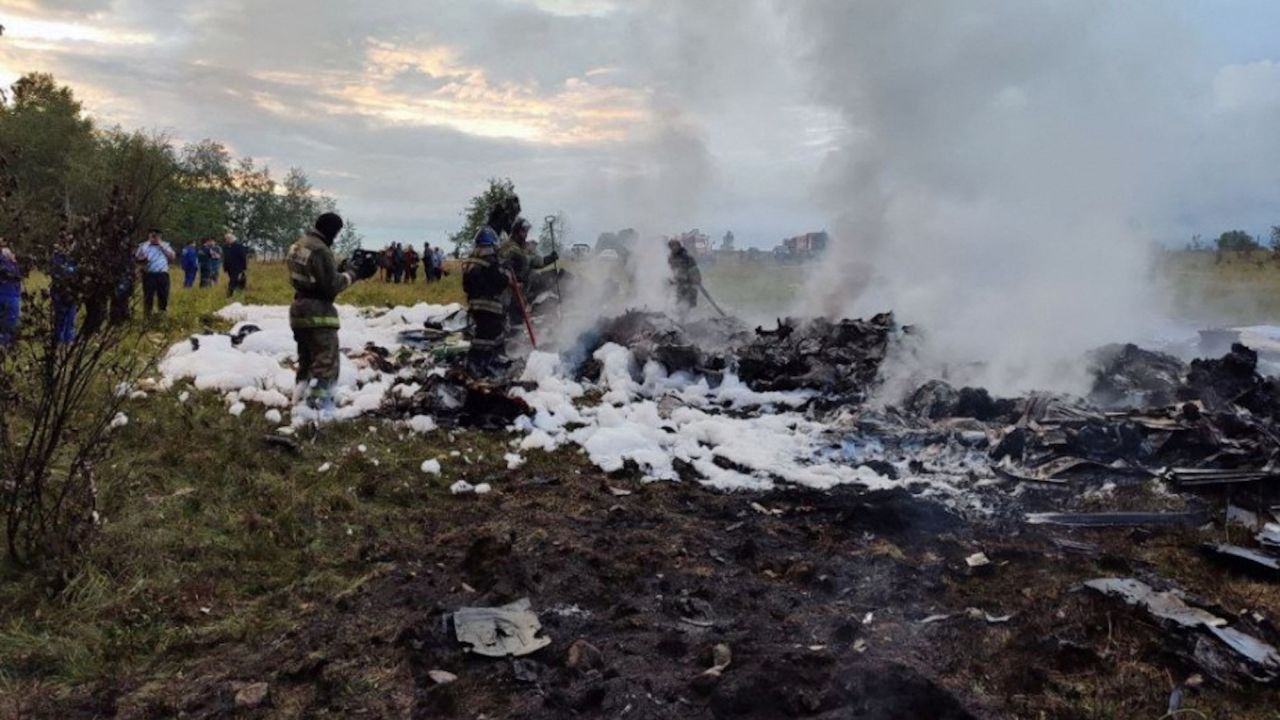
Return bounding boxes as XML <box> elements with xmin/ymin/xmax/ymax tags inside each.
<box><xmin>1186</xmin><ymin>228</ymin><xmax>1280</xmax><ymax>258</ymax></box>
<box><xmin>0</xmin><ymin>72</ymin><xmax>360</xmax><ymax>258</ymax></box>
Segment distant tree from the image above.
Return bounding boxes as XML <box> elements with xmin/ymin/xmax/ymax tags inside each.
<box><xmin>721</xmin><ymin>231</ymin><xmax>735</xmax><ymax>252</ymax></box>
<box><xmin>272</xmin><ymin>167</ymin><xmax>320</xmax><ymax>251</ymax></box>
<box><xmin>0</xmin><ymin>73</ymin><xmax>95</xmax><ymax>236</ymax></box>
<box><xmin>0</xmin><ymin>71</ymin><xmax>348</xmax><ymax>259</ymax></box>
<box><xmin>165</xmin><ymin>139</ymin><xmax>232</xmax><ymax>241</ymax></box>
<box><xmin>1216</xmin><ymin>230</ymin><xmax>1260</xmax><ymax>255</ymax></box>
<box><xmin>1270</xmin><ymin>226</ymin><xmax>1280</xmax><ymax>252</ymax></box>
<box><xmin>334</xmin><ymin>219</ymin><xmax>363</xmax><ymax>256</ymax></box>
<box><xmin>94</xmin><ymin>130</ymin><xmax>181</xmax><ymax>241</ymax></box>
<box><xmin>449</xmin><ymin>178</ymin><xmax>517</xmax><ymax>252</ymax></box>
<box><xmin>226</xmin><ymin>157</ymin><xmax>277</xmax><ymax>255</ymax></box>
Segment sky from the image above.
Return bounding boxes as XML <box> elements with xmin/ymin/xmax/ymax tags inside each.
<box><xmin>0</xmin><ymin>0</ymin><xmax>1277</xmax><ymax>251</ymax></box>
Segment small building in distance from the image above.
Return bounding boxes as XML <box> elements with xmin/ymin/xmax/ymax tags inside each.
<box><xmin>774</xmin><ymin>231</ymin><xmax>829</xmax><ymax>262</ymax></box>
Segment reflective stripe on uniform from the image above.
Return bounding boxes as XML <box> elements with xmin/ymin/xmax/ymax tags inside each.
<box><xmin>470</xmin><ymin>336</ymin><xmax>502</xmax><ymax>349</ymax></box>
<box><xmin>468</xmin><ymin>299</ymin><xmax>504</xmax><ymax>314</ymax></box>
<box><xmin>291</xmin><ymin>315</ymin><xmax>341</xmax><ymax>328</ymax></box>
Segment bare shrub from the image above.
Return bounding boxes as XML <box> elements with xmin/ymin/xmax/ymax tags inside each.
<box><xmin>0</xmin><ymin>162</ymin><xmax>156</xmax><ymax>567</ymax></box>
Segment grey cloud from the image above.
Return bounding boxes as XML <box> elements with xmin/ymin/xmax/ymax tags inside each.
<box><xmin>3</xmin><ymin>0</ymin><xmax>1275</xmax><ymax>263</ymax></box>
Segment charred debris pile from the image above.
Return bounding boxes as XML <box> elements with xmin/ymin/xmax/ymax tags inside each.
<box><xmin>570</xmin><ymin>309</ymin><xmax>898</xmax><ymax>401</ymax></box>
<box><xmin>373</xmin><ymin>309</ymin><xmax>1280</xmax><ymax>688</ymax></box>
<box><xmin>382</xmin><ymin>307</ymin><xmax>1280</xmax><ymax>509</ymax></box>
<box><xmin>382</xmin><ymin>309</ymin><xmax>900</xmax><ymax>426</ymax></box>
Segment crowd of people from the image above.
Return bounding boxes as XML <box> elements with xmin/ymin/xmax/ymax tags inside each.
<box><xmin>375</xmin><ymin>242</ymin><xmax>446</xmax><ymax>284</ymax></box>
<box><xmin>0</xmin><ymin>230</ymin><xmax>252</xmax><ymax>347</ymax></box>
<box><xmin>0</xmin><ymin>223</ymin><xmax>480</xmax><ymax>355</ymax></box>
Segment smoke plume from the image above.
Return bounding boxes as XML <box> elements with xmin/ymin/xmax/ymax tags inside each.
<box><xmin>782</xmin><ymin>1</ymin><xmax>1197</xmax><ymax>395</ymax></box>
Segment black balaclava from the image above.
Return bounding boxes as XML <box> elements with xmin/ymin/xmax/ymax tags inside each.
<box><xmin>315</xmin><ymin>213</ymin><xmax>344</xmax><ymax>244</ymax></box>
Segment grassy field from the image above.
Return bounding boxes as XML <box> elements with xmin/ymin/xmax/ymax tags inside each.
<box><xmin>1159</xmin><ymin>250</ymin><xmax>1280</xmax><ymax>325</ymax></box>
<box><xmin>0</xmin><ymin>261</ymin><xmax>479</xmax><ymax>709</ymax></box>
<box><xmin>3</xmin><ymin>253</ymin><xmax>1280</xmax><ymax>718</ymax></box>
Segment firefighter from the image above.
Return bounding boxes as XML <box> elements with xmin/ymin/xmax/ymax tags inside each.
<box><xmin>667</xmin><ymin>238</ymin><xmax>701</xmax><ymax>315</ymax></box>
<box><xmin>500</xmin><ymin>219</ymin><xmax>560</xmax><ymax>320</ymax></box>
<box><xmin>498</xmin><ymin>219</ymin><xmax>532</xmax><ymax>325</ymax></box>
<box><xmin>463</xmin><ymin>196</ymin><xmax>520</xmax><ymax>377</ymax></box>
<box><xmin>286</xmin><ymin>212</ymin><xmax>372</xmax><ymax>417</ymax></box>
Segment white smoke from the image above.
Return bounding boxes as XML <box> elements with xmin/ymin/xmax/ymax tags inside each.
<box><xmin>781</xmin><ymin>1</ymin><xmax>1201</xmax><ymax>395</ymax></box>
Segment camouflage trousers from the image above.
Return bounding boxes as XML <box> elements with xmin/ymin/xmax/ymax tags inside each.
<box><xmin>294</xmin><ymin>327</ymin><xmax>340</xmax><ymax>396</ymax></box>
<box><xmin>675</xmin><ymin>283</ymin><xmax>698</xmax><ymax>310</ymax></box>
<box><xmin>467</xmin><ymin>304</ymin><xmax>506</xmax><ymax>375</ymax></box>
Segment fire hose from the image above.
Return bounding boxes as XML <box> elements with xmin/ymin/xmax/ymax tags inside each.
<box><xmin>698</xmin><ymin>283</ymin><xmax>728</xmax><ymax>318</ymax></box>
<box><xmin>509</xmin><ymin>272</ymin><xmax>538</xmax><ymax>348</ymax></box>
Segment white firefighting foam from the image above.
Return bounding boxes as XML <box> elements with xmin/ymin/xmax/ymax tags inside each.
<box><xmin>158</xmin><ymin>302</ymin><xmax>461</xmax><ymax>425</ymax></box>
<box><xmin>153</xmin><ymin>303</ymin><xmax>908</xmax><ymax>492</ymax></box>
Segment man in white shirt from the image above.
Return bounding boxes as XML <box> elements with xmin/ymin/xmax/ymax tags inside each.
<box><xmin>135</xmin><ymin>228</ymin><xmax>176</xmax><ymax>317</ymax></box>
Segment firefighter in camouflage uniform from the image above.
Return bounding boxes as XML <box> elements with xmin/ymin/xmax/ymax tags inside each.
<box><xmin>287</xmin><ymin>212</ymin><xmax>372</xmax><ymax>416</ymax></box>
<box><xmin>667</xmin><ymin>238</ymin><xmax>701</xmax><ymax>316</ymax></box>
<box><xmin>499</xmin><ymin>218</ymin><xmax>559</xmax><ymax>322</ymax></box>
<box><xmin>464</xmin><ymin>195</ymin><xmax>521</xmax><ymax>377</ymax></box>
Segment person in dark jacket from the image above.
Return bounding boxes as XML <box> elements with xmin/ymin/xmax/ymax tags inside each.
<box><xmin>222</xmin><ymin>232</ymin><xmax>249</xmax><ymax>297</ymax></box>
<box><xmin>0</xmin><ymin>237</ymin><xmax>21</xmax><ymax>348</ymax></box>
<box><xmin>404</xmin><ymin>246</ymin><xmax>419</xmax><ymax>283</ymax></box>
<box><xmin>197</xmin><ymin>238</ymin><xmax>220</xmax><ymax>287</ymax></box>
<box><xmin>181</xmin><ymin>243</ymin><xmax>199</xmax><ymax>288</ymax></box>
<box><xmin>390</xmin><ymin>243</ymin><xmax>404</xmax><ymax>283</ymax></box>
<box><xmin>50</xmin><ymin>236</ymin><xmax>78</xmax><ymax>344</ymax></box>
<box><xmin>463</xmin><ymin>196</ymin><xmax>520</xmax><ymax>377</ymax></box>
<box><xmin>433</xmin><ymin>246</ymin><xmax>446</xmax><ymax>281</ymax></box>
<box><xmin>422</xmin><ymin>243</ymin><xmax>434</xmax><ymax>283</ymax></box>
<box><xmin>286</xmin><ymin>213</ymin><xmax>372</xmax><ymax>417</ymax></box>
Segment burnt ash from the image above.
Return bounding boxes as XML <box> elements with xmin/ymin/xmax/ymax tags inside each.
<box><xmin>1087</xmin><ymin>343</ymin><xmax>1186</xmax><ymax>410</ymax></box>
<box><xmin>735</xmin><ymin>314</ymin><xmax>897</xmax><ymax>398</ymax></box>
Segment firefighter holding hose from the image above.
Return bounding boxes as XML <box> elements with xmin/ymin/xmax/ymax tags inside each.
<box><xmin>668</xmin><ymin>238</ymin><xmax>702</xmax><ymax>316</ymax></box>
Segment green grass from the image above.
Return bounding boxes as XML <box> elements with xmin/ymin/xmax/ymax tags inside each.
<box><xmin>120</xmin><ymin>260</ymin><xmax>465</xmax><ymax>342</ymax></box>
<box><xmin>0</xmin><ymin>390</ymin><xmax>526</xmax><ymax>699</ymax></box>
<box><xmin>1159</xmin><ymin>250</ymin><xmax>1280</xmax><ymax>325</ymax></box>
<box><xmin>0</xmin><ymin>259</ymin><xmax>480</xmax><ymax>701</ymax></box>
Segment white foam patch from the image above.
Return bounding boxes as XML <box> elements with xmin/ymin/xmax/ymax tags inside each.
<box><xmin>514</xmin><ymin>344</ymin><xmax>905</xmax><ymax>493</ymax></box>
<box><xmin>156</xmin><ymin>304</ymin><xmax>933</xmax><ymax>495</ymax></box>
<box><xmin>407</xmin><ymin>415</ymin><xmax>437</xmax><ymax>434</ymax></box>
<box><xmin>158</xmin><ymin>302</ymin><xmax>461</xmax><ymax>421</ymax></box>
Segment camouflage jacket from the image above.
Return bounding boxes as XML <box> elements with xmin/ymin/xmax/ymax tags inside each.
<box><xmin>668</xmin><ymin>248</ymin><xmax>702</xmax><ymax>288</ymax></box>
<box><xmin>287</xmin><ymin>229</ymin><xmax>355</xmax><ymax>329</ymax></box>
<box><xmin>463</xmin><ymin>232</ymin><xmax>508</xmax><ymax>315</ymax></box>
